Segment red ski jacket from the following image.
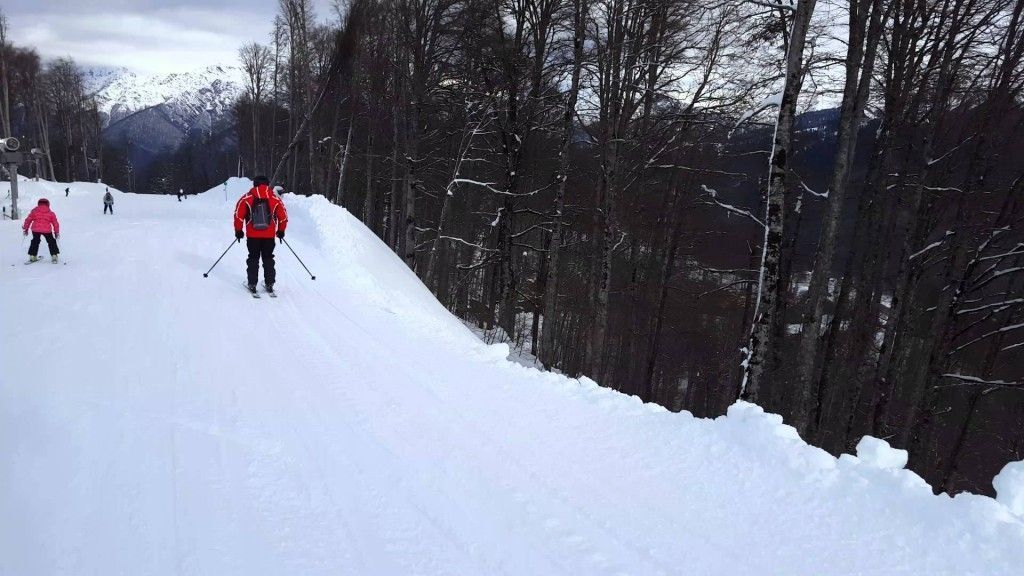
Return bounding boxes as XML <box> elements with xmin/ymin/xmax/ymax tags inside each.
<box><xmin>234</xmin><ymin>185</ymin><xmax>288</xmax><ymax>239</ymax></box>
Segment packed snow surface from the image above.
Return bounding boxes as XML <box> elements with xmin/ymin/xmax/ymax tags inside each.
<box><xmin>995</xmin><ymin>461</ymin><xmax>1024</xmax><ymax>518</ymax></box>
<box><xmin>855</xmin><ymin>436</ymin><xmax>909</xmax><ymax>470</ymax></box>
<box><xmin>2</xmin><ymin>179</ymin><xmax>1023</xmax><ymax>575</ymax></box>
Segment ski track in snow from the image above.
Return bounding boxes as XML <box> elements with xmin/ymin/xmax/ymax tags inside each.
<box><xmin>1</xmin><ymin>179</ymin><xmax>1023</xmax><ymax>575</ymax></box>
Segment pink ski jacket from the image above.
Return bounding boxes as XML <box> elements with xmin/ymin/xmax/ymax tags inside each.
<box><xmin>23</xmin><ymin>204</ymin><xmax>60</xmax><ymax>234</ymax></box>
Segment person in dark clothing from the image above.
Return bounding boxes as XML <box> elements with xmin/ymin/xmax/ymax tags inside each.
<box><xmin>246</xmin><ymin>238</ymin><xmax>276</xmax><ymax>287</ymax></box>
<box><xmin>103</xmin><ymin>190</ymin><xmax>114</xmax><ymax>214</ymax></box>
<box><xmin>177</xmin><ymin>189</ymin><xmax>182</xmax><ymax>202</ymax></box>
<box><xmin>65</xmin><ymin>187</ymin><xmax>69</xmax><ymax>197</ymax></box>
<box><xmin>234</xmin><ymin>176</ymin><xmax>288</xmax><ymax>292</ymax></box>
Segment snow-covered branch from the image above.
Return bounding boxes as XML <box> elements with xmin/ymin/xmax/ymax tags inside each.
<box><xmin>702</xmin><ymin>185</ymin><xmax>766</xmax><ymax>228</ymax></box>
<box><xmin>452</xmin><ymin>179</ymin><xmax>509</xmax><ymax>196</ymax></box>
<box><xmin>747</xmin><ymin>0</ymin><xmax>796</xmax><ymax>12</ymax></box>
<box><xmin>950</xmin><ymin>322</ymin><xmax>1024</xmax><ymax>354</ymax></box>
<box><xmin>910</xmin><ymin>231</ymin><xmax>954</xmax><ymax>261</ymax></box>
<box><xmin>956</xmin><ymin>298</ymin><xmax>1024</xmax><ymax>316</ymax></box>
<box><xmin>976</xmin><ymin>243</ymin><xmax>1024</xmax><ymax>263</ymax></box>
<box><xmin>939</xmin><ymin>373</ymin><xmax>1022</xmax><ymax>388</ymax></box>
<box><xmin>797</xmin><ymin>178</ymin><xmax>828</xmax><ymax>199</ymax></box>
<box><xmin>439</xmin><ymin>235</ymin><xmax>498</xmax><ymax>252</ymax></box>
<box><xmin>729</xmin><ymin>92</ymin><xmax>783</xmax><ymax>137</ymax></box>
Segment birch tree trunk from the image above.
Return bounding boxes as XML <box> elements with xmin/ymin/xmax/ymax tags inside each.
<box><xmin>741</xmin><ymin>0</ymin><xmax>818</xmax><ymax>404</ymax></box>
<box><xmin>335</xmin><ymin>120</ymin><xmax>353</xmax><ymax>203</ymax></box>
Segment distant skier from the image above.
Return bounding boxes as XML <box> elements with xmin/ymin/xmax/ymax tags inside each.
<box><xmin>234</xmin><ymin>175</ymin><xmax>288</xmax><ymax>294</ymax></box>
<box><xmin>177</xmin><ymin>189</ymin><xmax>182</xmax><ymax>202</ymax></box>
<box><xmin>65</xmin><ymin>187</ymin><xmax>69</xmax><ymax>197</ymax></box>
<box><xmin>22</xmin><ymin>198</ymin><xmax>60</xmax><ymax>263</ymax></box>
<box><xmin>103</xmin><ymin>190</ymin><xmax>114</xmax><ymax>214</ymax></box>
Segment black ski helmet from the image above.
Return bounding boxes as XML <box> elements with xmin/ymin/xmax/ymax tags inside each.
<box><xmin>253</xmin><ymin>175</ymin><xmax>270</xmax><ymax>186</ymax></box>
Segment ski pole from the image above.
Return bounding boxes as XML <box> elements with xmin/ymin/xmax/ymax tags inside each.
<box><xmin>203</xmin><ymin>239</ymin><xmax>237</xmax><ymax>277</ymax></box>
<box><xmin>281</xmin><ymin>238</ymin><xmax>316</xmax><ymax>280</ymax></box>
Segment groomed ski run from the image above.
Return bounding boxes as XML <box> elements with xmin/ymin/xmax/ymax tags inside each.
<box><xmin>2</xmin><ymin>178</ymin><xmax>1023</xmax><ymax>575</ymax></box>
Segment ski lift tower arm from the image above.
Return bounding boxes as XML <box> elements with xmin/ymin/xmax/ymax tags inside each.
<box><xmin>1</xmin><ymin>137</ymin><xmax>26</xmax><ymax>220</ymax></box>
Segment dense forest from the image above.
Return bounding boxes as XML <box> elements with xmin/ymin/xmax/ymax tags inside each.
<box><xmin>3</xmin><ymin>0</ymin><xmax>1022</xmax><ymax>496</ymax></box>
<box><xmin>0</xmin><ymin>12</ymin><xmax>103</xmax><ymax>188</ymax></box>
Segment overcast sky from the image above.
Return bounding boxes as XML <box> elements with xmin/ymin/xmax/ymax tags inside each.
<box><xmin>4</xmin><ymin>0</ymin><xmax>337</xmax><ymax>75</ymax></box>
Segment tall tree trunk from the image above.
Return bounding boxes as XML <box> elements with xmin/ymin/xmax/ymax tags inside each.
<box><xmin>363</xmin><ymin>125</ymin><xmax>376</xmax><ymax>232</ymax></box>
<box><xmin>587</xmin><ymin>133</ymin><xmax>618</xmax><ymax>381</ymax></box>
<box><xmin>642</xmin><ymin>185</ymin><xmax>683</xmax><ymax>401</ymax></box>
<box><xmin>537</xmin><ymin>0</ymin><xmax>584</xmax><ymax>365</ymax></box>
<box><xmin>336</xmin><ymin>120</ymin><xmax>353</xmax><ymax>204</ymax></box>
<box><xmin>0</xmin><ymin>35</ymin><xmax>10</xmax><ymax>137</ymax></box>
<box><xmin>793</xmin><ymin>0</ymin><xmax>886</xmax><ymax>434</ymax></box>
<box><xmin>402</xmin><ymin>87</ymin><xmax>419</xmax><ymax>271</ymax></box>
<box><xmin>741</xmin><ymin>0</ymin><xmax>818</xmax><ymax>404</ymax></box>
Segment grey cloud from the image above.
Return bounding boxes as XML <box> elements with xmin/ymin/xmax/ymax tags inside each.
<box><xmin>4</xmin><ymin>1</ymin><xmax>338</xmax><ymax>74</ymax></box>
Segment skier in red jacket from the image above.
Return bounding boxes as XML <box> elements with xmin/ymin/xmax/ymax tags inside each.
<box><xmin>234</xmin><ymin>176</ymin><xmax>288</xmax><ymax>293</ymax></box>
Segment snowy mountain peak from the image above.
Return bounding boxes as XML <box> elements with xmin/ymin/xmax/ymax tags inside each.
<box><xmin>87</xmin><ymin>64</ymin><xmax>245</xmax><ymax>171</ymax></box>
<box><xmin>86</xmin><ymin>65</ymin><xmax>246</xmax><ymax>128</ymax></box>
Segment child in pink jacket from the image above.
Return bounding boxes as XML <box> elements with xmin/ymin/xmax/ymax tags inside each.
<box><xmin>22</xmin><ymin>198</ymin><xmax>61</xmax><ymax>263</ymax></box>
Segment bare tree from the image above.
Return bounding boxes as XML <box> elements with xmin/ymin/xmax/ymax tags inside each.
<box><xmin>539</xmin><ymin>0</ymin><xmax>588</xmax><ymax>368</ymax></box>
<box><xmin>741</xmin><ymin>0</ymin><xmax>819</xmax><ymax>404</ymax></box>
<box><xmin>0</xmin><ymin>8</ymin><xmax>11</xmax><ymax>137</ymax></box>
<box><xmin>790</xmin><ymin>0</ymin><xmax>891</xmax><ymax>435</ymax></box>
<box><xmin>239</xmin><ymin>42</ymin><xmax>274</xmax><ymax>174</ymax></box>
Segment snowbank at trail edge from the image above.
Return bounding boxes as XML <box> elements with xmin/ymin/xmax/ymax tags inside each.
<box><xmin>210</xmin><ymin>177</ymin><xmax>480</xmax><ymax>341</ymax></box>
<box><xmin>0</xmin><ymin>177</ymin><xmax>1021</xmax><ymax>575</ymax></box>
<box><xmin>216</xmin><ymin>178</ymin><xmax>1024</xmax><ymax>561</ymax></box>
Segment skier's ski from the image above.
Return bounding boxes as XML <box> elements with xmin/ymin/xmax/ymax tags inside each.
<box><xmin>264</xmin><ymin>284</ymin><xmax>277</xmax><ymax>298</ymax></box>
<box><xmin>19</xmin><ymin>258</ymin><xmax>66</xmax><ymax>265</ymax></box>
<box><xmin>244</xmin><ymin>283</ymin><xmax>261</xmax><ymax>298</ymax></box>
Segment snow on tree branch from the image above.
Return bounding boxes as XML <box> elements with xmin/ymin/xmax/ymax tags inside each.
<box><xmin>438</xmin><ymin>235</ymin><xmax>498</xmax><ymax>252</ymax></box>
<box><xmin>940</xmin><ymin>373</ymin><xmax>1022</xmax><ymax>388</ymax></box>
<box><xmin>729</xmin><ymin>92</ymin><xmax>783</xmax><ymax>138</ymax></box>
<box><xmin>451</xmin><ymin>179</ymin><xmax>509</xmax><ymax>196</ymax></box>
<box><xmin>910</xmin><ymin>231</ymin><xmax>954</xmax><ymax>260</ymax></box>
<box><xmin>746</xmin><ymin>0</ymin><xmax>797</xmax><ymax>12</ymax></box>
<box><xmin>702</xmin><ymin>185</ymin><xmax>767</xmax><ymax>228</ymax></box>
<box><xmin>951</xmin><ymin>323</ymin><xmax>1024</xmax><ymax>354</ymax></box>
<box><xmin>956</xmin><ymin>298</ymin><xmax>1024</xmax><ymax>316</ymax></box>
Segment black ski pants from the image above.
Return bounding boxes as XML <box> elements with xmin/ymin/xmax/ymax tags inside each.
<box><xmin>29</xmin><ymin>232</ymin><xmax>59</xmax><ymax>256</ymax></box>
<box><xmin>246</xmin><ymin>237</ymin><xmax>276</xmax><ymax>286</ymax></box>
<box><xmin>104</xmin><ymin>203</ymin><xmax>113</xmax><ymax>214</ymax></box>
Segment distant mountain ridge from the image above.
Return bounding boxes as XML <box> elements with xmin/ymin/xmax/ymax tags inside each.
<box><xmin>86</xmin><ymin>65</ymin><xmax>245</xmax><ymax>130</ymax></box>
<box><xmin>85</xmin><ymin>65</ymin><xmax>244</xmax><ymax>189</ymax></box>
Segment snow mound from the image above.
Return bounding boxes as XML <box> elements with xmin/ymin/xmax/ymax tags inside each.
<box><xmin>856</xmin><ymin>436</ymin><xmax>909</xmax><ymax>470</ymax></box>
<box><xmin>995</xmin><ymin>461</ymin><xmax>1024</xmax><ymax>517</ymax></box>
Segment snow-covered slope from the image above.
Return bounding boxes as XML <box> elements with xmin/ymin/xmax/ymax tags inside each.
<box><xmin>1</xmin><ymin>179</ymin><xmax>1023</xmax><ymax>575</ymax></box>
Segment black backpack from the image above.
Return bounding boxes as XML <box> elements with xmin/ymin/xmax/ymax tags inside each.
<box><xmin>251</xmin><ymin>198</ymin><xmax>271</xmax><ymax>230</ymax></box>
